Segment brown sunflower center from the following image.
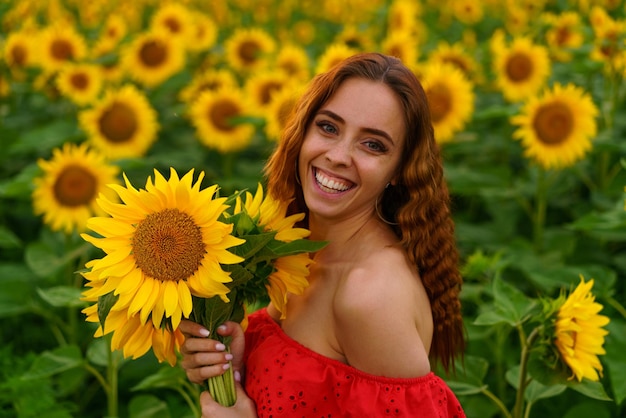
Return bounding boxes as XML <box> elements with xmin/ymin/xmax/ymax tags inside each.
<box><xmin>132</xmin><ymin>208</ymin><xmax>206</xmax><ymax>282</ymax></box>
<box><xmin>209</xmin><ymin>99</ymin><xmax>239</xmax><ymax>131</ymax></box>
<box><xmin>53</xmin><ymin>164</ymin><xmax>97</xmax><ymax>207</ymax></box>
<box><xmin>10</xmin><ymin>45</ymin><xmax>27</xmax><ymax>66</ymax></box>
<box><xmin>70</xmin><ymin>72</ymin><xmax>89</xmax><ymax>90</ymax></box>
<box><xmin>426</xmin><ymin>83</ymin><xmax>452</xmax><ymax>123</ymax></box>
<box><xmin>164</xmin><ymin>18</ymin><xmax>181</xmax><ymax>33</ymax></box>
<box><xmin>51</xmin><ymin>39</ymin><xmax>74</xmax><ymax>61</ymax></box>
<box><xmin>259</xmin><ymin>81</ymin><xmax>282</xmax><ymax>105</ymax></box>
<box><xmin>98</xmin><ymin>101</ymin><xmax>138</xmax><ymax>143</ymax></box>
<box><xmin>532</xmin><ymin>102</ymin><xmax>573</xmax><ymax>145</ymax></box>
<box><xmin>139</xmin><ymin>40</ymin><xmax>167</xmax><ymax>67</ymax></box>
<box><xmin>506</xmin><ymin>53</ymin><xmax>533</xmax><ymax>82</ymax></box>
<box><xmin>238</xmin><ymin>41</ymin><xmax>260</xmax><ymax>65</ymax></box>
<box><xmin>555</xmin><ymin>27</ymin><xmax>571</xmax><ymax>46</ymax></box>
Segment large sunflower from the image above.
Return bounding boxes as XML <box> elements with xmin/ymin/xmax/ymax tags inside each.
<box><xmin>188</xmin><ymin>87</ymin><xmax>255</xmax><ymax>153</ymax></box>
<box><xmin>510</xmin><ymin>82</ymin><xmax>598</xmax><ymax>169</ymax></box>
<box><xmin>420</xmin><ymin>62</ymin><xmax>475</xmax><ymax>143</ymax></box>
<box><xmin>493</xmin><ymin>36</ymin><xmax>551</xmax><ymax>103</ymax></box>
<box><xmin>56</xmin><ymin>63</ymin><xmax>103</xmax><ymax>106</ymax></box>
<box><xmin>81</xmin><ymin>168</ymin><xmax>245</xmax><ymax>335</ymax></box>
<box><xmin>121</xmin><ymin>29</ymin><xmax>185</xmax><ymax>88</ymax></box>
<box><xmin>224</xmin><ymin>27</ymin><xmax>276</xmax><ymax>73</ymax></box>
<box><xmin>235</xmin><ymin>184</ymin><xmax>313</xmax><ymax>318</ymax></box>
<box><xmin>38</xmin><ymin>24</ymin><xmax>88</xmax><ymax>73</ymax></box>
<box><xmin>554</xmin><ymin>277</ymin><xmax>610</xmax><ymax>382</ymax></box>
<box><xmin>32</xmin><ymin>142</ymin><xmax>120</xmax><ymax>234</ymax></box>
<box><xmin>79</xmin><ymin>84</ymin><xmax>159</xmax><ymax>159</ymax></box>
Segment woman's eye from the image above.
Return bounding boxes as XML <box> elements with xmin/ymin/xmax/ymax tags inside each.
<box><xmin>365</xmin><ymin>141</ymin><xmax>386</xmax><ymax>152</ymax></box>
<box><xmin>316</xmin><ymin>121</ymin><xmax>337</xmax><ymax>134</ymax></box>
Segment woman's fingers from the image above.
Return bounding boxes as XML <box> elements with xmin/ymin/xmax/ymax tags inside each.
<box><xmin>179</xmin><ymin>319</ymin><xmax>210</xmax><ymax>338</ymax></box>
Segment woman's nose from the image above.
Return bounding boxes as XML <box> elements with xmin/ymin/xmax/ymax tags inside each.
<box><xmin>325</xmin><ymin>138</ymin><xmax>352</xmax><ymax>166</ymax></box>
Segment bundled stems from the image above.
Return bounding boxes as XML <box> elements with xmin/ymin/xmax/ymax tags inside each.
<box><xmin>207</xmin><ymin>350</ymin><xmax>236</xmax><ymax>406</ymax></box>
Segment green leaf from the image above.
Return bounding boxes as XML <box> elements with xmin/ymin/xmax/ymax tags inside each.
<box><xmin>132</xmin><ymin>365</ymin><xmax>187</xmax><ymax>391</ymax></box>
<box><xmin>475</xmin><ymin>276</ymin><xmax>537</xmax><ymax>327</ymax></box>
<box><xmin>0</xmin><ymin>262</ymin><xmax>38</xmax><ymax>317</ymax></box>
<box><xmin>21</xmin><ymin>345</ymin><xmax>83</xmax><ymax>380</ymax></box>
<box><xmin>0</xmin><ymin>225</ymin><xmax>22</xmax><ymax>248</ymax></box>
<box><xmin>25</xmin><ymin>242</ymin><xmax>67</xmax><ymax>278</ymax></box>
<box><xmin>36</xmin><ymin>286</ymin><xmax>84</xmax><ymax>308</ymax></box>
<box><xmin>9</xmin><ymin>119</ymin><xmax>79</xmax><ymax>156</ymax></box>
<box><xmin>266</xmin><ymin>238</ymin><xmax>327</xmax><ymax>257</ymax></box>
<box><xmin>86</xmin><ymin>338</ymin><xmax>111</xmax><ymax>367</ymax></box>
<box><xmin>230</xmin><ymin>231</ymin><xmax>276</xmax><ymax>259</ymax></box>
<box><xmin>98</xmin><ymin>292</ymin><xmax>119</xmax><ymax>328</ymax></box>
<box><xmin>506</xmin><ymin>365</ymin><xmax>566</xmax><ymax>401</ymax></box>
<box><xmin>567</xmin><ymin>379</ymin><xmax>612</xmax><ymax>401</ymax></box>
<box><xmin>128</xmin><ymin>394</ymin><xmax>171</xmax><ymax>418</ymax></box>
<box><xmin>602</xmin><ymin>320</ymin><xmax>626</xmax><ymax>405</ymax></box>
<box><xmin>191</xmin><ymin>292</ymin><xmax>237</xmax><ymax>333</ymax></box>
<box><xmin>444</xmin><ymin>355</ymin><xmax>490</xmax><ymax>396</ymax></box>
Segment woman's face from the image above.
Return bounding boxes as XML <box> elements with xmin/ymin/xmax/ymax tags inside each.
<box><xmin>298</xmin><ymin>77</ymin><xmax>406</xmax><ymax>223</ymax></box>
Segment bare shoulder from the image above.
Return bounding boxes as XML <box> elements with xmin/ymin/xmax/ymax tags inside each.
<box><xmin>332</xmin><ymin>246</ymin><xmax>433</xmax><ymax>378</ymax></box>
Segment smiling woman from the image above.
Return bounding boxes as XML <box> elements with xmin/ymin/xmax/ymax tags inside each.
<box><xmin>180</xmin><ymin>52</ymin><xmax>466</xmax><ymax>418</ymax></box>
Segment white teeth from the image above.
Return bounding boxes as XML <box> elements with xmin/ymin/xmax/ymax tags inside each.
<box><xmin>315</xmin><ymin>170</ymin><xmax>350</xmax><ymax>192</ymax></box>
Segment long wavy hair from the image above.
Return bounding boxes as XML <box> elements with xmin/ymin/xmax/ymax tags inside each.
<box><xmin>264</xmin><ymin>52</ymin><xmax>465</xmax><ymax>372</ymax></box>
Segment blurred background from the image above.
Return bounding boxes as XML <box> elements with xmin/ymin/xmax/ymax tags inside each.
<box><xmin>0</xmin><ymin>0</ymin><xmax>625</xmax><ymax>417</ymax></box>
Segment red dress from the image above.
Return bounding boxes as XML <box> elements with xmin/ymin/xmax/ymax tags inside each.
<box><xmin>244</xmin><ymin>309</ymin><xmax>466</xmax><ymax>418</ymax></box>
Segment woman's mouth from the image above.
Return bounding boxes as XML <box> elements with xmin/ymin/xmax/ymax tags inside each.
<box><xmin>314</xmin><ymin>168</ymin><xmax>353</xmax><ymax>193</ymax></box>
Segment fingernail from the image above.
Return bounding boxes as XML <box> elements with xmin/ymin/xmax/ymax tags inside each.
<box><xmin>199</xmin><ymin>328</ymin><xmax>210</xmax><ymax>337</ymax></box>
<box><xmin>215</xmin><ymin>343</ymin><xmax>226</xmax><ymax>351</ymax></box>
<box><xmin>225</xmin><ymin>354</ymin><xmax>233</xmax><ymax>361</ymax></box>
<box><xmin>234</xmin><ymin>370</ymin><xmax>241</xmax><ymax>382</ymax></box>
<box><xmin>218</xmin><ymin>325</ymin><xmax>227</xmax><ymax>333</ymax></box>
<box><xmin>222</xmin><ymin>363</ymin><xmax>231</xmax><ymax>371</ymax></box>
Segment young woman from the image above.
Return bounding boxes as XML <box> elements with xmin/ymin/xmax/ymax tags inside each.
<box><xmin>180</xmin><ymin>52</ymin><xmax>466</xmax><ymax>417</ymax></box>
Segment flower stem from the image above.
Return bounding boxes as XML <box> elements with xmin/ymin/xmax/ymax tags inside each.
<box><xmin>107</xmin><ymin>344</ymin><xmax>119</xmax><ymax>418</ymax></box>
<box><xmin>512</xmin><ymin>326</ymin><xmax>540</xmax><ymax>418</ymax></box>
<box><xmin>533</xmin><ymin>168</ymin><xmax>547</xmax><ymax>253</ymax></box>
<box><xmin>480</xmin><ymin>387</ymin><xmax>513</xmax><ymax>418</ymax></box>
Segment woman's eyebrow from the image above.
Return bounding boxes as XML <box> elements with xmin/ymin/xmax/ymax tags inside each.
<box><xmin>316</xmin><ymin>109</ymin><xmax>394</xmax><ymax>143</ymax></box>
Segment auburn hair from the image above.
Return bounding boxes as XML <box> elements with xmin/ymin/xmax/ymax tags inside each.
<box><xmin>264</xmin><ymin>52</ymin><xmax>465</xmax><ymax>372</ymax></box>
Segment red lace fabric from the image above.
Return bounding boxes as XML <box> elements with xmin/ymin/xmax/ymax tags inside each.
<box><xmin>244</xmin><ymin>309</ymin><xmax>466</xmax><ymax>418</ymax></box>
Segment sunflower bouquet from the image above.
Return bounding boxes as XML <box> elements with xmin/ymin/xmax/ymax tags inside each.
<box><xmin>80</xmin><ymin>167</ymin><xmax>325</xmax><ymax>406</ymax></box>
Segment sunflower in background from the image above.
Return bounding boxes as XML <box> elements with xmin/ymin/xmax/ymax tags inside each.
<box><xmin>149</xmin><ymin>2</ymin><xmax>195</xmax><ymax>45</ymax></box>
<box><xmin>178</xmin><ymin>68</ymin><xmax>238</xmax><ymax>104</ymax></box>
<box><xmin>264</xmin><ymin>87</ymin><xmax>301</xmax><ymax>142</ymax></box>
<box><xmin>186</xmin><ymin>10</ymin><xmax>218</xmax><ymax>53</ymax></box>
<box><xmin>79</xmin><ymin>84</ymin><xmax>160</xmax><ymax>159</ymax></box>
<box><xmin>56</xmin><ymin>63</ymin><xmax>103</xmax><ymax>107</ymax></box>
<box><xmin>121</xmin><ymin>29</ymin><xmax>186</xmax><ymax>88</ymax></box>
<box><xmin>188</xmin><ymin>86</ymin><xmax>255</xmax><ymax>153</ymax></box>
<box><xmin>32</xmin><ymin>142</ymin><xmax>120</xmax><ymax>234</ymax></box>
<box><xmin>510</xmin><ymin>82</ymin><xmax>598</xmax><ymax>170</ymax></box>
<box><xmin>553</xmin><ymin>277</ymin><xmax>610</xmax><ymax>382</ymax></box>
<box><xmin>275</xmin><ymin>44</ymin><xmax>311</xmax><ymax>82</ymax></box>
<box><xmin>380</xmin><ymin>31</ymin><xmax>420</xmax><ymax>69</ymax></box>
<box><xmin>420</xmin><ymin>62</ymin><xmax>475</xmax><ymax>143</ymax></box>
<box><xmin>38</xmin><ymin>24</ymin><xmax>88</xmax><ymax>73</ymax></box>
<box><xmin>3</xmin><ymin>30</ymin><xmax>38</xmax><ymax>77</ymax></box>
<box><xmin>542</xmin><ymin>11</ymin><xmax>585</xmax><ymax>62</ymax></box>
<box><xmin>428</xmin><ymin>41</ymin><xmax>481</xmax><ymax>85</ymax></box>
<box><xmin>224</xmin><ymin>27</ymin><xmax>276</xmax><ymax>74</ymax></box>
<box><xmin>315</xmin><ymin>43</ymin><xmax>359</xmax><ymax>74</ymax></box>
<box><xmin>492</xmin><ymin>35</ymin><xmax>552</xmax><ymax>103</ymax></box>
<box><xmin>244</xmin><ymin>70</ymin><xmax>293</xmax><ymax>116</ymax></box>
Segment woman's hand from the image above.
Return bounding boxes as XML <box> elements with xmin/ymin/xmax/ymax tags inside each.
<box><xmin>179</xmin><ymin>320</ymin><xmax>246</xmax><ymax>385</ymax></box>
<box><xmin>200</xmin><ymin>376</ymin><xmax>257</xmax><ymax>417</ymax></box>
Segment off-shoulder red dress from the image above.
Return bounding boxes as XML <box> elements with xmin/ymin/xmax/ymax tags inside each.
<box><xmin>243</xmin><ymin>309</ymin><xmax>465</xmax><ymax>418</ymax></box>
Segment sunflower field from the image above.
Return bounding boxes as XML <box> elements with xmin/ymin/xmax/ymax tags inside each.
<box><xmin>1</xmin><ymin>0</ymin><xmax>625</xmax><ymax>417</ymax></box>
